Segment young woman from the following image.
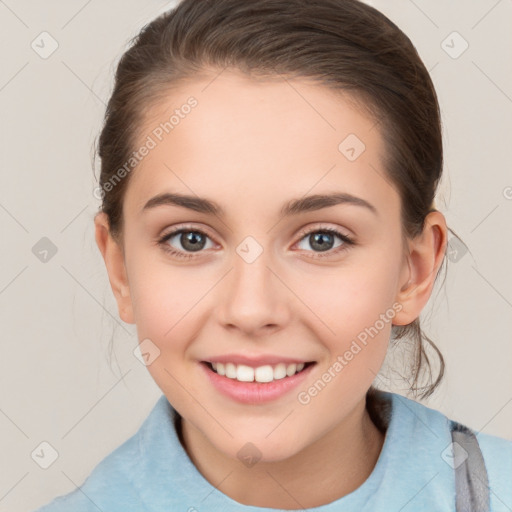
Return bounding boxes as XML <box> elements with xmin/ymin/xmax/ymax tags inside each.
<box><xmin>35</xmin><ymin>0</ymin><xmax>512</xmax><ymax>510</ymax></box>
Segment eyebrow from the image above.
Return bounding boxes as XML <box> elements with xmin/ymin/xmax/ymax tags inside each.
<box><xmin>141</xmin><ymin>192</ymin><xmax>378</xmax><ymax>217</ymax></box>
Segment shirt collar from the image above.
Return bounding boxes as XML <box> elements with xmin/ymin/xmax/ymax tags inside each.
<box><xmin>134</xmin><ymin>388</ymin><xmax>453</xmax><ymax>510</ymax></box>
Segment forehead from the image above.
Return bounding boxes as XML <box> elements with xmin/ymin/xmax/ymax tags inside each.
<box><xmin>124</xmin><ymin>69</ymin><xmax>398</xmax><ymax>221</ymax></box>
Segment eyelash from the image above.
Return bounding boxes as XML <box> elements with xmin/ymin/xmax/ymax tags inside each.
<box><xmin>157</xmin><ymin>224</ymin><xmax>355</xmax><ymax>260</ymax></box>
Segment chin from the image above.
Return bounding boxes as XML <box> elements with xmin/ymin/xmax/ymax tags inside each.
<box><xmin>216</xmin><ymin>432</ymin><xmax>306</xmax><ymax>466</ymax></box>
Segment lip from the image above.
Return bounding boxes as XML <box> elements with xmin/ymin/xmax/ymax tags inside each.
<box><xmin>200</xmin><ymin>360</ymin><xmax>316</xmax><ymax>404</ymax></box>
<box><xmin>204</xmin><ymin>353</ymin><xmax>314</xmax><ymax>367</ymax></box>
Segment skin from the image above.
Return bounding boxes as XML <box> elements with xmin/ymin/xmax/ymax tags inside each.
<box><xmin>94</xmin><ymin>69</ymin><xmax>447</xmax><ymax>509</ymax></box>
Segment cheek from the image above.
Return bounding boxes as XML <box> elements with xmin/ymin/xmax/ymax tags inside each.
<box><xmin>294</xmin><ymin>258</ymin><xmax>399</xmax><ymax>393</ymax></box>
<box><xmin>301</xmin><ymin>261</ymin><xmax>399</xmax><ymax>339</ymax></box>
<box><xmin>127</xmin><ymin>261</ymin><xmax>214</xmax><ymax>402</ymax></box>
<box><xmin>127</xmin><ymin>253</ymin><xmax>209</xmax><ymax>351</ymax></box>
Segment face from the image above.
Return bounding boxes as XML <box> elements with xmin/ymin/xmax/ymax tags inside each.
<box><xmin>97</xmin><ymin>69</ymin><xmax>431</xmax><ymax>463</ymax></box>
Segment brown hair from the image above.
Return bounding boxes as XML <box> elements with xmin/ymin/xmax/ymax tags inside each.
<box><xmin>95</xmin><ymin>0</ymin><xmax>467</xmax><ymax>400</ymax></box>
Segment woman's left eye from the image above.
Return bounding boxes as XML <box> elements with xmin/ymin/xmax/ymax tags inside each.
<box><xmin>157</xmin><ymin>225</ymin><xmax>355</xmax><ymax>260</ymax></box>
<box><xmin>295</xmin><ymin>227</ymin><xmax>354</xmax><ymax>258</ymax></box>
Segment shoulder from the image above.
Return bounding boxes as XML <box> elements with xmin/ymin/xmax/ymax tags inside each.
<box><xmin>373</xmin><ymin>389</ymin><xmax>512</xmax><ymax>510</ymax></box>
<box><xmin>389</xmin><ymin>391</ymin><xmax>512</xmax><ymax>469</ymax></box>
<box><xmin>34</xmin><ymin>433</ymin><xmax>142</xmax><ymax>512</ymax></box>
<box><xmin>406</xmin><ymin>392</ymin><xmax>512</xmax><ymax>510</ymax></box>
<box><xmin>33</xmin><ymin>396</ymin><xmax>171</xmax><ymax>512</ymax></box>
<box><xmin>476</xmin><ymin>429</ymin><xmax>512</xmax><ymax>463</ymax></box>
<box><xmin>475</xmin><ymin>429</ymin><xmax>512</xmax><ymax>511</ymax></box>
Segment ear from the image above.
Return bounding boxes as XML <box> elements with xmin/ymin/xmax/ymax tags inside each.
<box><xmin>94</xmin><ymin>212</ymin><xmax>135</xmax><ymax>324</ymax></box>
<box><xmin>392</xmin><ymin>211</ymin><xmax>448</xmax><ymax>326</ymax></box>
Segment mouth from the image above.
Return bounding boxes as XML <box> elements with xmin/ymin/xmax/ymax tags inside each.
<box><xmin>201</xmin><ymin>360</ymin><xmax>316</xmax><ymax>383</ymax></box>
<box><xmin>200</xmin><ymin>359</ymin><xmax>317</xmax><ymax>404</ymax></box>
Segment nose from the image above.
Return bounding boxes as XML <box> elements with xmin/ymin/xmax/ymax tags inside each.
<box><xmin>216</xmin><ymin>245</ymin><xmax>291</xmax><ymax>337</ymax></box>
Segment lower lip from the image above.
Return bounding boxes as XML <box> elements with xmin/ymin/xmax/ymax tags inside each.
<box><xmin>200</xmin><ymin>362</ymin><xmax>316</xmax><ymax>404</ymax></box>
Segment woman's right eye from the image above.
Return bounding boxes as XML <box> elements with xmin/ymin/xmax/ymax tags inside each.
<box><xmin>157</xmin><ymin>228</ymin><xmax>216</xmax><ymax>259</ymax></box>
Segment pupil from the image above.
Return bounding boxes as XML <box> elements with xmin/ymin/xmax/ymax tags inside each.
<box><xmin>311</xmin><ymin>232</ymin><xmax>332</xmax><ymax>252</ymax></box>
<box><xmin>182</xmin><ymin>231</ymin><xmax>205</xmax><ymax>252</ymax></box>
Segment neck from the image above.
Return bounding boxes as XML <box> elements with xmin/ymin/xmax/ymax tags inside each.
<box><xmin>179</xmin><ymin>397</ymin><xmax>386</xmax><ymax>509</ymax></box>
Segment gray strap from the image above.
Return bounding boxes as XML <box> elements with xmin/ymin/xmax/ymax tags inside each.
<box><xmin>450</xmin><ymin>420</ymin><xmax>490</xmax><ymax>512</ymax></box>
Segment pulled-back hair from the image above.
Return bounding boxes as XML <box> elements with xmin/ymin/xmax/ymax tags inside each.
<box><xmin>95</xmin><ymin>0</ymin><xmax>466</xmax><ymax>399</ymax></box>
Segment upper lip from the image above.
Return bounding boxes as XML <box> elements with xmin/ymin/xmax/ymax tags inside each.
<box><xmin>203</xmin><ymin>354</ymin><xmax>315</xmax><ymax>367</ymax></box>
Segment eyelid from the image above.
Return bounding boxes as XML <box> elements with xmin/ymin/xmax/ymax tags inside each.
<box><xmin>159</xmin><ymin>222</ymin><xmax>218</xmax><ymax>241</ymax></box>
<box><xmin>294</xmin><ymin>223</ymin><xmax>353</xmax><ymax>243</ymax></box>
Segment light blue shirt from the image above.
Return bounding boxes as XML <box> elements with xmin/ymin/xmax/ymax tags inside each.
<box><xmin>34</xmin><ymin>390</ymin><xmax>512</xmax><ymax>511</ymax></box>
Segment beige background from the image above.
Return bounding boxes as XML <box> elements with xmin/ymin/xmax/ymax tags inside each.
<box><xmin>0</xmin><ymin>1</ymin><xmax>511</xmax><ymax>511</ymax></box>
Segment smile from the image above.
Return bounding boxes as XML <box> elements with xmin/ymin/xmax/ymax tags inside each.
<box><xmin>200</xmin><ymin>360</ymin><xmax>317</xmax><ymax>404</ymax></box>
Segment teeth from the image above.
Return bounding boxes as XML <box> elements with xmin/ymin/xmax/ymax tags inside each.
<box><xmin>255</xmin><ymin>365</ymin><xmax>274</xmax><ymax>382</ymax></box>
<box><xmin>209</xmin><ymin>361</ymin><xmax>309</xmax><ymax>382</ymax></box>
<box><xmin>273</xmin><ymin>363</ymin><xmax>287</xmax><ymax>380</ymax></box>
<box><xmin>286</xmin><ymin>363</ymin><xmax>297</xmax><ymax>376</ymax></box>
<box><xmin>225</xmin><ymin>363</ymin><xmax>237</xmax><ymax>379</ymax></box>
<box><xmin>237</xmin><ymin>364</ymin><xmax>255</xmax><ymax>382</ymax></box>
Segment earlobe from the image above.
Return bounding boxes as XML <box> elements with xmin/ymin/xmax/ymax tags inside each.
<box><xmin>392</xmin><ymin>212</ymin><xmax>448</xmax><ymax>326</ymax></box>
<box><xmin>94</xmin><ymin>212</ymin><xmax>135</xmax><ymax>324</ymax></box>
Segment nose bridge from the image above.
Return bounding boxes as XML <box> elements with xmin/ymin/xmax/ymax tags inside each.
<box><xmin>217</xmin><ymin>235</ymin><xmax>290</xmax><ymax>334</ymax></box>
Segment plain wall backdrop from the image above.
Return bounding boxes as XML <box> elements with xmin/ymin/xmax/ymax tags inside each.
<box><xmin>0</xmin><ymin>1</ymin><xmax>511</xmax><ymax>511</ymax></box>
